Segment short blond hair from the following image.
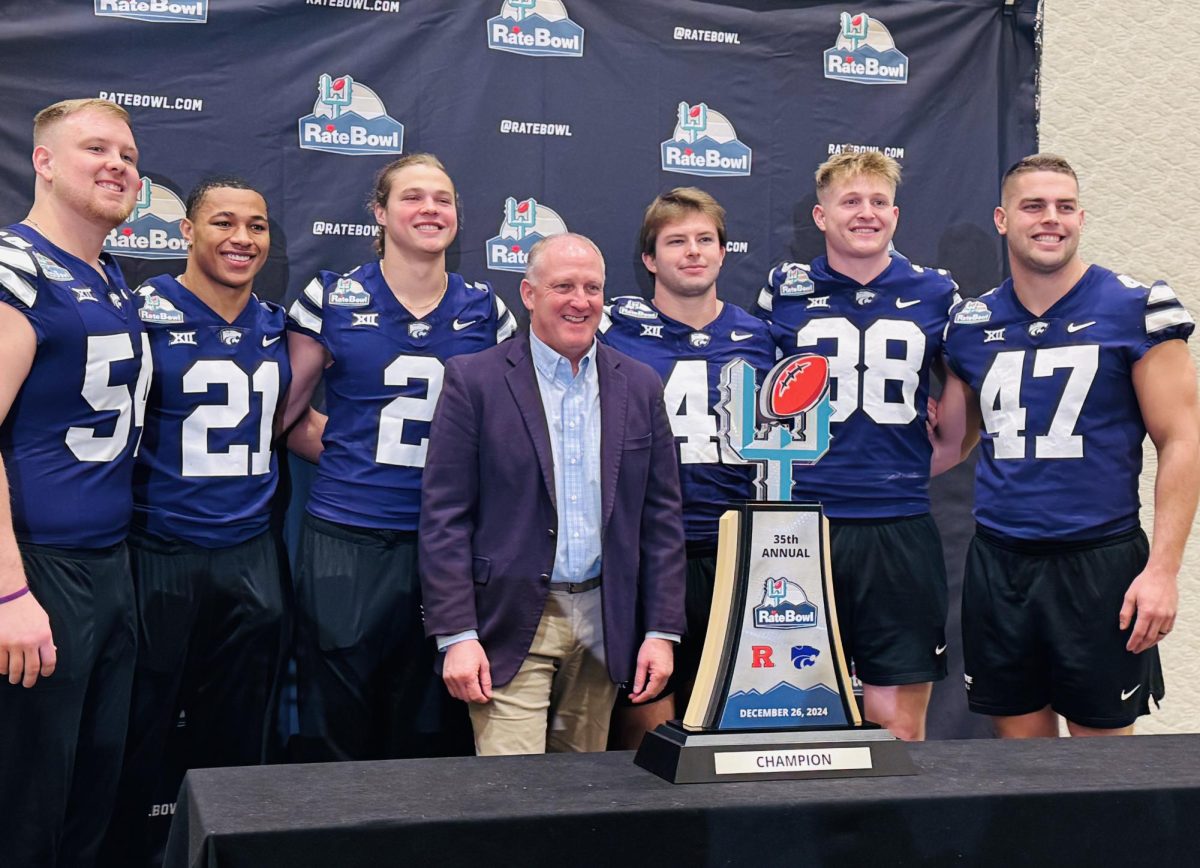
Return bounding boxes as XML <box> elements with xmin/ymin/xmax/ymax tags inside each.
<box><xmin>33</xmin><ymin>98</ymin><xmax>132</xmax><ymax>146</ymax></box>
<box><xmin>814</xmin><ymin>150</ymin><xmax>901</xmax><ymax>198</ymax></box>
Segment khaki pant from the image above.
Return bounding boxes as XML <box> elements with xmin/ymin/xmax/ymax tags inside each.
<box><xmin>470</xmin><ymin>586</ymin><xmax>617</xmax><ymax>755</ymax></box>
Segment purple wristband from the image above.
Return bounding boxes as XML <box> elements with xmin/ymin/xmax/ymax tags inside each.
<box><xmin>0</xmin><ymin>586</ymin><xmax>30</xmax><ymax>605</ymax></box>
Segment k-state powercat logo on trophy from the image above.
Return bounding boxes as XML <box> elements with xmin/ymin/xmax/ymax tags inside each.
<box><xmin>485</xmin><ymin>197</ymin><xmax>568</xmax><ymax>272</ymax></box>
<box><xmin>716</xmin><ymin>354</ymin><xmax>833</xmax><ymax>501</ymax></box>
<box><xmin>487</xmin><ymin>0</ymin><xmax>585</xmax><ymax>57</ymax></box>
<box><xmin>824</xmin><ymin>11</ymin><xmax>909</xmax><ymax>84</ymax></box>
<box><xmin>661</xmin><ymin>102</ymin><xmax>752</xmax><ymax>177</ymax></box>
<box><xmin>105</xmin><ymin>177</ymin><xmax>188</xmax><ymax>260</ymax></box>
<box><xmin>298</xmin><ymin>74</ymin><xmax>405</xmax><ymax>156</ymax></box>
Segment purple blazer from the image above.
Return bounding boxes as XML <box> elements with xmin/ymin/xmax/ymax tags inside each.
<box><xmin>419</xmin><ymin>333</ymin><xmax>686</xmax><ymax>689</ymax></box>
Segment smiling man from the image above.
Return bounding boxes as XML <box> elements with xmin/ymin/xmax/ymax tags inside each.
<box><xmin>599</xmin><ymin>188</ymin><xmax>774</xmax><ymax>746</ymax></box>
<box><xmin>419</xmin><ymin>233</ymin><xmax>686</xmax><ymax>754</ymax></box>
<box><xmin>100</xmin><ymin>178</ymin><xmax>290</xmax><ymax>867</ymax></box>
<box><xmin>934</xmin><ymin>154</ymin><xmax>1198</xmax><ymax>738</ymax></box>
<box><xmin>755</xmin><ymin>151</ymin><xmax>959</xmax><ymax>740</ymax></box>
<box><xmin>0</xmin><ymin>98</ymin><xmax>151</xmax><ymax>867</ymax></box>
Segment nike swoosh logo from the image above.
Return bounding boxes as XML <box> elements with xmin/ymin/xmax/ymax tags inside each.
<box><xmin>730</xmin><ymin>331</ymin><xmax>754</xmax><ymax>342</ymax></box>
<box><xmin>453</xmin><ymin>318</ymin><xmax>478</xmax><ymax>331</ymax></box>
<box><xmin>1121</xmin><ymin>685</ymin><xmax>1141</xmax><ymax>701</ymax></box>
<box><xmin>262</xmin><ymin>335</ymin><xmax>281</xmax><ymax>347</ymax></box>
<box><xmin>934</xmin><ymin>644</ymin><xmax>947</xmax><ymax>656</ymax></box>
<box><xmin>896</xmin><ymin>298</ymin><xmax>921</xmax><ymax>308</ymax></box>
<box><xmin>1067</xmin><ymin>321</ymin><xmax>1096</xmax><ymax>333</ymax></box>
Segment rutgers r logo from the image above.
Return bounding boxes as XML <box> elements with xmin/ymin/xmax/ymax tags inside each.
<box><xmin>751</xmin><ymin>646</ymin><xmax>775</xmax><ymax>668</ymax></box>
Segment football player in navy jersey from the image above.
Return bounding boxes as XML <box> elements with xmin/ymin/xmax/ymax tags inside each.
<box><xmin>101</xmin><ymin>178</ymin><xmax>289</xmax><ymax>867</ymax></box>
<box><xmin>756</xmin><ymin>152</ymin><xmax>958</xmax><ymax>740</ymax></box>
<box><xmin>934</xmin><ymin>154</ymin><xmax>1198</xmax><ymax>737</ymax></box>
<box><xmin>599</xmin><ymin>188</ymin><xmax>774</xmax><ymax>747</ymax></box>
<box><xmin>0</xmin><ymin>99</ymin><xmax>151</xmax><ymax>868</ymax></box>
<box><xmin>283</xmin><ymin>153</ymin><xmax>517</xmax><ymax>761</ymax></box>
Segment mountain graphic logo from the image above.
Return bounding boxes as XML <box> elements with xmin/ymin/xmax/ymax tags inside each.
<box><xmin>104</xmin><ymin>177</ymin><xmax>187</xmax><ymax>261</ymax></box>
<box><xmin>487</xmin><ymin>0</ymin><xmax>584</xmax><ymax>58</ymax></box>
<box><xmin>298</xmin><ymin>74</ymin><xmax>405</xmax><ymax>156</ymax></box>
<box><xmin>823</xmin><ymin>12</ymin><xmax>909</xmax><ymax>85</ymax></box>
<box><xmin>660</xmin><ymin>102</ymin><xmax>752</xmax><ymax>177</ymax></box>
<box><xmin>485</xmin><ymin>197</ymin><xmax>569</xmax><ymax>272</ymax></box>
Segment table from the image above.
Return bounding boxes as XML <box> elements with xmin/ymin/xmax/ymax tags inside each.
<box><xmin>165</xmin><ymin>733</ymin><xmax>1200</xmax><ymax>867</ymax></box>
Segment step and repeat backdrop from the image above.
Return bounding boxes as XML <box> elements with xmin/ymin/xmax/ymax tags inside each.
<box><xmin>0</xmin><ymin>0</ymin><xmax>1038</xmax><ymax>738</ymax></box>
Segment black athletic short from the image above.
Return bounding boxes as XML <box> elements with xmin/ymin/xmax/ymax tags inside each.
<box><xmin>0</xmin><ymin>541</ymin><xmax>135</xmax><ymax>868</ymax></box>
<box><xmin>828</xmin><ymin>513</ymin><xmax>949</xmax><ymax>686</ymax></box>
<box><xmin>102</xmin><ymin>528</ymin><xmax>288</xmax><ymax>868</ymax></box>
<box><xmin>291</xmin><ymin>514</ymin><xmax>471</xmax><ymax>761</ymax></box>
<box><xmin>962</xmin><ymin>525</ymin><xmax>1162</xmax><ymax>729</ymax></box>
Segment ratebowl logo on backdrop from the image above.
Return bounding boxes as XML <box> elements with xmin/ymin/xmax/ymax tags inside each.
<box><xmin>824</xmin><ymin>12</ymin><xmax>908</xmax><ymax>84</ymax></box>
<box><xmin>95</xmin><ymin>0</ymin><xmax>207</xmax><ymax>24</ymax></box>
<box><xmin>298</xmin><ymin>74</ymin><xmax>404</xmax><ymax>156</ymax></box>
<box><xmin>487</xmin><ymin>0</ymin><xmax>585</xmax><ymax>58</ymax></box>
<box><xmin>105</xmin><ymin>177</ymin><xmax>187</xmax><ymax>260</ymax></box>
<box><xmin>660</xmin><ymin>102</ymin><xmax>752</xmax><ymax>177</ymax></box>
<box><xmin>485</xmin><ymin>197</ymin><xmax>568</xmax><ymax>272</ymax></box>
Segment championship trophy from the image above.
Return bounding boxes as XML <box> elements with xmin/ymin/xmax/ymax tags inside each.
<box><xmin>635</xmin><ymin>355</ymin><xmax>915</xmax><ymax>783</ymax></box>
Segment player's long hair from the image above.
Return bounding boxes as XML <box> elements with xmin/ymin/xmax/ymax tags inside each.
<box><xmin>368</xmin><ymin>153</ymin><xmax>460</xmax><ymax>259</ymax></box>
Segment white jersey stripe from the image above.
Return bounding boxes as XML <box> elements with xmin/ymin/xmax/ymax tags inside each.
<box><xmin>288</xmin><ymin>298</ymin><xmax>322</xmax><ymax>334</ymax></box>
<box><xmin>0</xmin><ymin>264</ymin><xmax>37</xmax><ymax>307</ymax></box>
<box><xmin>0</xmin><ymin>246</ymin><xmax>36</xmax><ymax>276</ymax></box>
<box><xmin>1145</xmin><ymin>306</ymin><xmax>1194</xmax><ymax>334</ymax></box>
<box><xmin>1148</xmin><ymin>283</ymin><xmax>1180</xmax><ymax>305</ymax></box>
<box><xmin>303</xmin><ymin>278</ymin><xmax>324</xmax><ymax>307</ymax></box>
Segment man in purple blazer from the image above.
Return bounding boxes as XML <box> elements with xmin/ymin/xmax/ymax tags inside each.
<box><xmin>419</xmin><ymin>233</ymin><xmax>686</xmax><ymax>754</ymax></box>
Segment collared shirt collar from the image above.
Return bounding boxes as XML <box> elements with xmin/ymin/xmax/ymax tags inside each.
<box><xmin>529</xmin><ymin>328</ymin><xmax>598</xmax><ymax>383</ymax></box>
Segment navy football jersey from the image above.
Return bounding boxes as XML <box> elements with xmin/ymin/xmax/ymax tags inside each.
<box><xmin>756</xmin><ymin>254</ymin><xmax>958</xmax><ymax>518</ymax></box>
<box><xmin>944</xmin><ymin>265</ymin><xmax>1194</xmax><ymax>541</ymax></box>
<box><xmin>599</xmin><ymin>296</ymin><xmax>775</xmax><ymax>544</ymax></box>
<box><xmin>133</xmin><ymin>275</ymin><xmax>291</xmax><ymax>547</ymax></box>
<box><xmin>288</xmin><ymin>264</ymin><xmax>517</xmax><ymax>530</ymax></box>
<box><xmin>0</xmin><ymin>224</ymin><xmax>151</xmax><ymax>548</ymax></box>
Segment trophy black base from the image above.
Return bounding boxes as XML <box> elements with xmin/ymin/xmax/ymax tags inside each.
<box><xmin>635</xmin><ymin>720</ymin><xmax>916</xmax><ymax>784</ymax></box>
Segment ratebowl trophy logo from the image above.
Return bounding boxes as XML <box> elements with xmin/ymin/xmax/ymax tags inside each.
<box><xmin>298</xmin><ymin>74</ymin><xmax>405</xmax><ymax>156</ymax></box>
<box><xmin>635</xmin><ymin>354</ymin><xmax>915</xmax><ymax>783</ymax></box>
<box><xmin>716</xmin><ymin>354</ymin><xmax>832</xmax><ymax>501</ymax></box>
<box><xmin>824</xmin><ymin>11</ymin><xmax>909</xmax><ymax>84</ymax></box>
<box><xmin>487</xmin><ymin>0</ymin><xmax>585</xmax><ymax>57</ymax></box>
<box><xmin>485</xmin><ymin>197</ymin><xmax>568</xmax><ymax>272</ymax></box>
<box><xmin>660</xmin><ymin>102</ymin><xmax>752</xmax><ymax>178</ymax></box>
<box><xmin>105</xmin><ymin>177</ymin><xmax>188</xmax><ymax>260</ymax></box>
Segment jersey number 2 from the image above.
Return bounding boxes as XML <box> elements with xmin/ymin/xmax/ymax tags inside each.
<box><xmin>377</xmin><ymin>355</ymin><xmax>444</xmax><ymax>467</ymax></box>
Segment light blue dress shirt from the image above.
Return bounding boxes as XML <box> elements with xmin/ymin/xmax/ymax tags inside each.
<box><xmin>528</xmin><ymin>329</ymin><xmax>603</xmax><ymax>584</ymax></box>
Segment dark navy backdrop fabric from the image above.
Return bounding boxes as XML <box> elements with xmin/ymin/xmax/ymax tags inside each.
<box><xmin>0</xmin><ymin>0</ymin><xmax>1038</xmax><ymax>739</ymax></box>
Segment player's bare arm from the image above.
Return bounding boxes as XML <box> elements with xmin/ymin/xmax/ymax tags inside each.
<box><xmin>0</xmin><ymin>303</ymin><xmax>56</xmax><ymax>687</ymax></box>
<box><xmin>283</xmin><ymin>330</ymin><xmax>331</xmax><ymax>462</ymax></box>
<box><xmin>1122</xmin><ymin>339</ymin><xmax>1200</xmax><ymax>653</ymax></box>
<box><xmin>930</xmin><ymin>365</ymin><xmax>980</xmax><ymax>477</ymax></box>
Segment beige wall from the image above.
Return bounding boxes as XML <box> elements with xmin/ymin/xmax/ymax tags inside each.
<box><xmin>1040</xmin><ymin>0</ymin><xmax>1200</xmax><ymax>733</ymax></box>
